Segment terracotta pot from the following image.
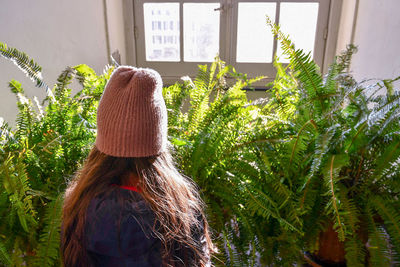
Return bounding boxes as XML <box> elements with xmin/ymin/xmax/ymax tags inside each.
<box><xmin>311</xmin><ymin>220</ymin><xmax>372</xmax><ymax>266</ymax></box>
<box><xmin>313</xmin><ymin>223</ymin><xmax>346</xmax><ymax>265</ymax></box>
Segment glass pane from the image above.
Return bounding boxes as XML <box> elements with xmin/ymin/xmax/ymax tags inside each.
<box><xmin>184</xmin><ymin>3</ymin><xmax>220</xmax><ymax>62</ymax></box>
<box><xmin>277</xmin><ymin>3</ymin><xmax>319</xmax><ymax>63</ymax></box>
<box><xmin>236</xmin><ymin>2</ymin><xmax>276</xmax><ymax>63</ymax></box>
<box><xmin>144</xmin><ymin>3</ymin><xmax>180</xmax><ymax>61</ymax></box>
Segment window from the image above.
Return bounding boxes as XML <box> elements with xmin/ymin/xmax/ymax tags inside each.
<box><xmin>133</xmin><ymin>0</ymin><xmax>334</xmax><ymax>85</ymax></box>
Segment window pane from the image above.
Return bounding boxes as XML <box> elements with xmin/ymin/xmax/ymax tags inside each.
<box><xmin>144</xmin><ymin>3</ymin><xmax>180</xmax><ymax>61</ymax></box>
<box><xmin>277</xmin><ymin>3</ymin><xmax>319</xmax><ymax>63</ymax></box>
<box><xmin>236</xmin><ymin>2</ymin><xmax>276</xmax><ymax>63</ymax></box>
<box><xmin>184</xmin><ymin>3</ymin><xmax>220</xmax><ymax>62</ymax></box>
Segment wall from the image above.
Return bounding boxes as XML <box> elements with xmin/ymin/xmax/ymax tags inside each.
<box><xmin>351</xmin><ymin>0</ymin><xmax>400</xmax><ymax>81</ymax></box>
<box><xmin>335</xmin><ymin>0</ymin><xmax>357</xmax><ymax>54</ymax></box>
<box><xmin>106</xmin><ymin>0</ymin><xmax>128</xmax><ymax>65</ymax></box>
<box><xmin>336</xmin><ymin>0</ymin><xmax>400</xmax><ymax>81</ymax></box>
<box><xmin>0</xmin><ymin>0</ymin><xmax>126</xmax><ymax>124</ymax></box>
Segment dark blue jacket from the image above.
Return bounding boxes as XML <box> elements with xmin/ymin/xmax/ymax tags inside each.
<box><xmin>85</xmin><ymin>187</ymin><xmax>208</xmax><ymax>266</ymax></box>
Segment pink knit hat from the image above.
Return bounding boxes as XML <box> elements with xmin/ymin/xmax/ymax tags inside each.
<box><xmin>95</xmin><ymin>66</ymin><xmax>168</xmax><ymax>157</ymax></box>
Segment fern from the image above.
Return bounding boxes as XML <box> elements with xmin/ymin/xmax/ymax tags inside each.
<box><xmin>371</xmin><ymin>196</ymin><xmax>400</xmax><ymax>260</ymax></box>
<box><xmin>0</xmin><ymin>42</ymin><xmax>54</xmax><ymax>100</ymax></box>
<box><xmin>35</xmin><ymin>194</ymin><xmax>63</xmax><ymax>267</ymax></box>
<box><xmin>54</xmin><ymin>66</ymin><xmax>76</xmax><ymax>100</ymax></box>
<box><xmin>372</xmin><ymin>139</ymin><xmax>400</xmax><ymax>182</ymax></box>
<box><xmin>366</xmin><ymin>207</ymin><xmax>392</xmax><ymax>267</ymax></box>
<box><xmin>344</xmin><ymin>235</ymin><xmax>366</xmax><ymax>267</ymax></box>
<box><xmin>0</xmin><ymin>45</ymin><xmax>112</xmax><ymax>266</ymax></box>
<box><xmin>266</xmin><ymin>18</ymin><xmax>325</xmax><ymax>115</ymax></box>
<box><xmin>1</xmin><ymin>154</ymin><xmax>37</xmax><ymax>233</ymax></box>
<box><xmin>0</xmin><ymin>239</ymin><xmax>11</xmax><ymax>266</ymax></box>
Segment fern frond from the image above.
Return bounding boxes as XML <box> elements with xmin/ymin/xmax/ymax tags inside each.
<box><xmin>0</xmin><ymin>42</ymin><xmax>54</xmax><ymax>101</ymax></box>
<box><xmin>288</xmin><ymin>119</ymin><xmax>317</xmax><ymax>166</ymax></box>
<box><xmin>0</xmin><ymin>154</ymin><xmax>37</xmax><ymax>232</ymax></box>
<box><xmin>54</xmin><ymin>66</ymin><xmax>76</xmax><ymax>99</ymax></box>
<box><xmin>266</xmin><ymin>17</ymin><xmax>326</xmax><ymax>115</ymax></box>
<box><xmin>187</xmin><ymin>67</ymin><xmax>211</xmax><ymax>134</ymax></box>
<box><xmin>323</xmin><ymin>58</ymin><xmax>339</xmax><ymax>95</ymax></box>
<box><xmin>343</xmin><ymin>235</ymin><xmax>366</xmax><ymax>267</ymax></box>
<box><xmin>8</xmin><ymin>79</ymin><xmax>24</xmax><ymax>94</ymax></box>
<box><xmin>10</xmin><ymin>238</ymin><xmax>25</xmax><ymax>267</ymax></box>
<box><xmin>303</xmin><ymin>126</ymin><xmax>336</xmax><ymax>194</ymax></box>
<box><xmin>73</xmin><ymin>64</ymin><xmax>99</xmax><ymax>90</ymax></box>
<box><xmin>335</xmin><ymin>44</ymin><xmax>357</xmax><ymax>71</ymax></box>
<box><xmin>163</xmin><ymin>82</ymin><xmax>189</xmax><ymax>132</ymax></box>
<box><xmin>322</xmin><ymin>154</ymin><xmax>350</xmax><ymax>241</ymax></box>
<box><xmin>0</xmin><ymin>239</ymin><xmax>11</xmax><ymax>266</ymax></box>
<box><xmin>372</xmin><ymin>139</ymin><xmax>400</xmax><ymax>183</ymax></box>
<box><xmin>222</xmin><ymin>228</ymin><xmax>246</xmax><ymax>267</ymax></box>
<box><xmin>0</xmin><ymin>42</ymin><xmax>47</xmax><ymax>89</ymax></box>
<box><xmin>35</xmin><ymin>194</ymin><xmax>63</xmax><ymax>267</ymax></box>
<box><xmin>370</xmin><ymin>195</ymin><xmax>400</xmax><ymax>260</ymax></box>
<box><xmin>244</xmin><ymin>185</ymin><xmax>301</xmax><ymax>234</ymax></box>
<box><xmin>369</xmin><ymin>97</ymin><xmax>400</xmax><ymax>128</ymax></box>
<box><xmin>366</xmin><ymin>210</ymin><xmax>392</xmax><ymax>267</ymax></box>
<box><xmin>341</xmin><ymin>196</ymin><xmax>360</xmax><ymax>235</ymax></box>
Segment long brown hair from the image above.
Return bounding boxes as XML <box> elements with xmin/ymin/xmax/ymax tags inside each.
<box><xmin>61</xmin><ymin>146</ymin><xmax>214</xmax><ymax>266</ymax></box>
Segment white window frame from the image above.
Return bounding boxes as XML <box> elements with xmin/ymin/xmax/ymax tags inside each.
<box><xmin>134</xmin><ymin>0</ymin><xmax>227</xmax><ymax>84</ymax></box>
<box><xmin>131</xmin><ymin>0</ymin><xmax>341</xmax><ymax>86</ymax></box>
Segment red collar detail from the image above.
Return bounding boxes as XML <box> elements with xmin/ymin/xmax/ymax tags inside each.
<box><xmin>112</xmin><ymin>184</ymin><xmax>141</xmax><ymax>192</ymax></box>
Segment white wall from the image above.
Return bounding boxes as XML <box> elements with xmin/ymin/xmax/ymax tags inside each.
<box><xmin>106</xmin><ymin>0</ymin><xmax>128</xmax><ymax>65</ymax></box>
<box><xmin>336</xmin><ymin>0</ymin><xmax>400</xmax><ymax>82</ymax></box>
<box><xmin>0</xmin><ymin>0</ymin><xmax>126</xmax><ymax>124</ymax></box>
<box><xmin>351</xmin><ymin>0</ymin><xmax>400</xmax><ymax>81</ymax></box>
<box><xmin>336</xmin><ymin>0</ymin><xmax>357</xmax><ymax>54</ymax></box>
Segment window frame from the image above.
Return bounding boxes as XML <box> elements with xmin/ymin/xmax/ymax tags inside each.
<box><xmin>229</xmin><ymin>0</ymin><xmax>330</xmax><ymax>80</ymax></box>
<box><xmin>132</xmin><ymin>0</ymin><xmax>339</xmax><ymax>86</ymax></box>
<box><xmin>134</xmin><ymin>0</ymin><xmax>227</xmax><ymax>83</ymax></box>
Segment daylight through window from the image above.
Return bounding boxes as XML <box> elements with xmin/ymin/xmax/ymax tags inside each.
<box><xmin>134</xmin><ymin>0</ymin><xmax>331</xmax><ymax>84</ymax></box>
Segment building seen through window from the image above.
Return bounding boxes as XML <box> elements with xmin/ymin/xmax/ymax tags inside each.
<box><xmin>144</xmin><ymin>4</ymin><xmax>180</xmax><ymax>61</ymax></box>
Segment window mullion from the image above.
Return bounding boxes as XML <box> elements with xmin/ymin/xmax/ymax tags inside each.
<box><xmin>219</xmin><ymin>0</ymin><xmax>228</xmax><ymax>64</ymax></box>
<box><xmin>230</xmin><ymin>0</ymin><xmax>238</xmax><ymax>66</ymax></box>
<box><xmin>272</xmin><ymin>1</ymin><xmax>281</xmax><ymax>60</ymax></box>
<box><xmin>226</xmin><ymin>0</ymin><xmax>234</xmax><ymax>66</ymax></box>
<box><xmin>179</xmin><ymin>1</ymin><xmax>184</xmax><ymax>62</ymax></box>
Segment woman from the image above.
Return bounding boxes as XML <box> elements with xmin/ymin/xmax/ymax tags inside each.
<box><xmin>61</xmin><ymin>66</ymin><xmax>214</xmax><ymax>266</ymax></box>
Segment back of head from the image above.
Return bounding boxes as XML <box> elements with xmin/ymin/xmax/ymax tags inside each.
<box><xmin>96</xmin><ymin>66</ymin><xmax>168</xmax><ymax>157</ymax></box>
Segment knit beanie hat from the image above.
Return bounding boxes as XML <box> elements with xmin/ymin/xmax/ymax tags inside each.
<box><xmin>95</xmin><ymin>66</ymin><xmax>168</xmax><ymax>157</ymax></box>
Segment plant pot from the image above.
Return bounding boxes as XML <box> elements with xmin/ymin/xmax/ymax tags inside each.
<box><xmin>310</xmin><ymin>223</ymin><xmax>346</xmax><ymax>266</ymax></box>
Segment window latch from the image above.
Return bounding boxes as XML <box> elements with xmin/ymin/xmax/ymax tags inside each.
<box><xmin>214</xmin><ymin>5</ymin><xmax>224</xmax><ymax>12</ymax></box>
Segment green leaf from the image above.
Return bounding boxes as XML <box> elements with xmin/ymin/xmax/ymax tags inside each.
<box><xmin>35</xmin><ymin>194</ymin><xmax>63</xmax><ymax>267</ymax></box>
<box><xmin>0</xmin><ymin>239</ymin><xmax>11</xmax><ymax>266</ymax></box>
<box><xmin>171</xmin><ymin>138</ymin><xmax>188</xmax><ymax>147</ymax></box>
<box><xmin>0</xmin><ymin>42</ymin><xmax>48</xmax><ymax>89</ymax></box>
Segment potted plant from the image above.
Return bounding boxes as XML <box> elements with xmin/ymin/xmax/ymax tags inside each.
<box><xmin>244</xmin><ymin>19</ymin><xmax>400</xmax><ymax>266</ymax></box>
